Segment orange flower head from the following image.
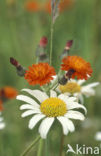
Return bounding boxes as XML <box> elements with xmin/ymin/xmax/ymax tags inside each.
<box><xmin>25</xmin><ymin>1</ymin><xmax>41</xmax><ymax>12</ymax></box>
<box><xmin>61</xmin><ymin>56</ymin><xmax>93</xmax><ymax>80</ymax></box>
<box><xmin>3</xmin><ymin>87</ymin><xmax>18</xmax><ymax>99</ymax></box>
<box><xmin>25</xmin><ymin>63</ymin><xmax>56</xmax><ymax>86</ymax></box>
<box><xmin>0</xmin><ymin>100</ymin><xmax>3</xmax><ymax>111</ymax></box>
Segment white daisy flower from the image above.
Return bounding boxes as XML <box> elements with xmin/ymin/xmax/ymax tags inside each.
<box><xmin>0</xmin><ymin>112</ymin><xmax>5</xmax><ymax>130</ymax></box>
<box><xmin>57</xmin><ymin>78</ymin><xmax>99</xmax><ymax>104</ymax></box>
<box><xmin>17</xmin><ymin>89</ymin><xmax>86</xmax><ymax>139</ymax></box>
<box><xmin>95</xmin><ymin>132</ymin><xmax>101</xmax><ymax>141</ymax></box>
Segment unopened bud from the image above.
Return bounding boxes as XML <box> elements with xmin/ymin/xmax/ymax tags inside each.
<box><xmin>65</xmin><ymin>69</ymin><xmax>75</xmax><ymax>79</ymax></box>
<box><xmin>60</xmin><ymin>40</ymin><xmax>73</xmax><ymax>59</ymax></box>
<box><xmin>65</xmin><ymin>40</ymin><xmax>73</xmax><ymax>50</ymax></box>
<box><xmin>39</xmin><ymin>53</ymin><xmax>47</xmax><ymax>61</ymax></box>
<box><xmin>10</xmin><ymin>57</ymin><xmax>19</xmax><ymax>67</ymax></box>
<box><xmin>39</xmin><ymin>36</ymin><xmax>48</xmax><ymax>48</ymax></box>
<box><xmin>10</xmin><ymin>57</ymin><xmax>26</xmax><ymax>77</ymax></box>
<box><xmin>58</xmin><ymin>75</ymin><xmax>68</xmax><ymax>85</ymax></box>
<box><xmin>16</xmin><ymin>66</ymin><xmax>26</xmax><ymax>77</ymax></box>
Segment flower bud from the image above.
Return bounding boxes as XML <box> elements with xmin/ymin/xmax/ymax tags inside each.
<box><xmin>10</xmin><ymin>57</ymin><xmax>26</xmax><ymax>77</ymax></box>
<box><xmin>39</xmin><ymin>36</ymin><xmax>48</xmax><ymax>48</ymax></box>
<box><xmin>16</xmin><ymin>66</ymin><xmax>26</xmax><ymax>77</ymax></box>
<box><xmin>10</xmin><ymin>57</ymin><xmax>19</xmax><ymax>67</ymax></box>
<box><xmin>65</xmin><ymin>40</ymin><xmax>73</xmax><ymax>50</ymax></box>
<box><xmin>39</xmin><ymin>53</ymin><xmax>48</xmax><ymax>62</ymax></box>
<box><xmin>65</xmin><ymin>69</ymin><xmax>75</xmax><ymax>79</ymax></box>
<box><xmin>60</xmin><ymin>40</ymin><xmax>73</xmax><ymax>59</ymax></box>
<box><xmin>58</xmin><ymin>75</ymin><xmax>68</xmax><ymax>85</ymax></box>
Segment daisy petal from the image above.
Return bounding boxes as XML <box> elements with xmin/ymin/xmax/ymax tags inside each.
<box><xmin>77</xmin><ymin>79</ymin><xmax>85</xmax><ymax>85</ymax></box>
<box><xmin>78</xmin><ymin>94</ymin><xmax>84</xmax><ymax>104</ymax></box>
<box><xmin>65</xmin><ymin>110</ymin><xmax>85</xmax><ymax>120</ymax></box>
<box><xmin>95</xmin><ymin>132</ymin><xmax>101</xmax><ymax>141</ymax></box>
<box><xmin>22</xmin><ymin>89</ymin><xmax>48</xmax><ymax>103</ymax></box>
<box><xmin>39</xmin><ymin>117</ymin><xmax>54</xmax><ymax>139</ymax></box>
<box><xmin>0</xmin><ymin>117</ymin><xmax>3</xmax><ymax>122</ymax></box>
<box><xmin>50</xmin><ymin>90</ymin><xmax>57</xmax><ymax>97</ymax></box>
<box><xmin>65</xmin><ymin>118</ymin><xmax>75</xmax><ymax>132</ymax></box>
<box><xmin>67</xmin><ymin>102</ymin><xmax>87</xmax><ymax>114</ymax></box>
<box><xmin>58</xmin><ymin>94</ymin><xmax>77</xmax><ymax>107</ymax></box>
<box><xmin>28</xmin><ymin>114</ymin><xmax>45</xmax><ymax>129</ymax></box>
<box><xmin>20</xmin><ymin>104</ymin><xmax>36</xmax><ymax>110</ymax></box>
<box><xmin>85</xmin><ymin>82</ymin><xmax>99</xmax><ymax>88</ymax></box>
<box><xmin>58</xmin><ymin>94</ymin><xmax>76</xmax><ymax>103</ymax></box>
<box><xmin>57</xmin><ymin>117</ymin><xmax>69</xmax><ymax>135</ymax></box>
<box><xmin>81</xmin><ymin>87</ymin><xmax>95</xmax><ymax>96</ymax></box>
<box><xmin>21</xmin><ymin>110</ymin><xmax>41</xmax><ymax>118</ymax></box>
<box><xmin>16</xmin><ymin>95</ymin><xmax>39</xmax><ymax>108</ymax></box>
<box><xmin>0</xmin><ymin>123</ymin><xmax>5</xmax><ymax>129</ymax></box>
<box><xmin>57</xmin><ymin>116</ymin><xmax>75</xmax><ymax>133</ymax></box>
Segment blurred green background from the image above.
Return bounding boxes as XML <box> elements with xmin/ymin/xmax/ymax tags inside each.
<box><xmin>0</xmin><ymin>0</ymin><xmax>101</xmax><ymax>155</ymax></box>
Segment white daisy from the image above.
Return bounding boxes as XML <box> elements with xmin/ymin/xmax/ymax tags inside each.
<box><xmin>95</xmin><ymin>132</ymin><xmax>101</xmax><ymax>141</ymax></box>
<box><xmin>0</xmin><ymin>112</ymin><xmax>5</xmax><ymax>130</ymax></box>
<box><xmin>57</xmin><ymin>79</ymin><xmax>99</xmax><ymax>104</ymax></box>
<box><xmin>17</xmin><ymin>89</ymin><xmax>86</xmax><ymax>139</ymax></box>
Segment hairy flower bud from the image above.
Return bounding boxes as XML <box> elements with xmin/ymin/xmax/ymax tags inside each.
<box><xmin>58</xmin><ymin>75</ymin><xmax>68</xmax><ymax>85</ymax></box>
<box><xmin>10</xmin><ymin>57</ymin><xmax>26</xmax><ymax>77</ymax></box>
<box><xmin>39</xmin><ymin>36</ymin><xmax>48</xmax><ymax>48</ymax></box>
<box><xmin>65</xmin><ymin>40</ymin><xmax>73</xmax><ymax>50</ymax></box>
<box><xmin>10</xmin><ymin>57</ymin><xmax>19</xmax><ymax>67</ymax></box>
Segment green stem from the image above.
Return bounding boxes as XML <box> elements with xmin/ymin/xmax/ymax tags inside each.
<box><xmin>59</xmin><ymin>134</ymin><xmax>65</xmax><ymax>156</ymax></box>
<box><xmin>21</xmin><ymin>136</ymin><xmax>41</xmax><ymax>156</ymax></box>
<box><xmin>37</xmin><ymin>138</ymin><xmax>44</xmax><ymax>156</ymax></box>
<box><xmin>45</xmin><ymin>138</ymin><xmax>49</xmax><ymax>156</ymax></box>
<box><xmin>50</xmin><ymin>15</ymin><xmax>54</xmax><ymax>66</ymax></box>
<box><xmin>41</xmin><ymin>86</ymin><xmax>47</xmax><ymax>92</ymax></box>
<box><xmin>49</xmin><ymin>70</ymin><xmax>63</xmax><ymax>90</ymax></box>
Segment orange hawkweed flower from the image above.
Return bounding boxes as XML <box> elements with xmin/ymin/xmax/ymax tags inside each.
<box><xmin>25</xmin><ymin>1</ymin><xmax>41</xmax><ymax>12</ymax></box>
<box><xmin>25</xmin><ymin>63</ymin><xmax>56</xmax><ymax>86</ymax></box>
<box><xmin>0</xmin><ymin>100</ymin><xmax>3</xmax><ymax>111</ymax></box>
<box><xmin>61</xmin><ymin>56</ymin><xmax>93</xmax><ymax>80</ymax></box>
<box><xmin>2</xmin><ymin>87</ymin><xmax>18</xmax><ymax>99</ymax></box>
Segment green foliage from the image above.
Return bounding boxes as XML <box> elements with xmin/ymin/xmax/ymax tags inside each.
<box><xmin>0</xmin><ymin>0</ymin><xmax>101</xmax><ymax>155</ymax></box>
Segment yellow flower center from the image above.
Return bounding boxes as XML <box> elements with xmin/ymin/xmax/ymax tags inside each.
<box><xmin>59</xmin><ymin>82</ymin><xmax>81</xmax><ymax>94</ymax></box>
<box><xmin>40</xmin><ymin>97</ymin><xmax>67</xmax><ymax>117</ymax></box>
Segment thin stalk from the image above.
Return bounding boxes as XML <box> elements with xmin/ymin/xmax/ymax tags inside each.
<box><xmin>45</xmin><ymin>138</ymin><xmax>49</xmax><ymax>156</ymax></box>
<box><xmin>41</xmin><ymin>86</ymin><xmax>47</xmax><ymax>92</ymax></box>
<box><xmin>21</xmin><ymin>136</ymin><xmax>41</xmax><ymax>156</ymax></box>
<box><xmin>37</xmin><ymin>138</ymin><xmax>44</xmax><ymax>156</ymax></box>
<box><xmin>59</xmin><ymin>134</ymin><xmax>65</xmax><ymax>156</ymax></box>
<box><xmin>50</xmin><ymin>13</ymin><xmax>54</xmax><ymax>66</ymax></box>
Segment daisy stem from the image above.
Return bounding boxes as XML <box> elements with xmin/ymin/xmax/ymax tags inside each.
<box><xmin>37</xmin><ymin>138</ymin><xmax>44</xmax><ymax>156</ymax></box>
<box><xmin>50</xmin><ymin>10</ymin><xmax>54</xmax><ymax>66</ymax></box>
<box><xmin>21</xmin><ymin>135</ymin><xmax>40</xmax><ymax>156</ymax></box>
<box><xmin>45</xmin><ymin>138</ymin><xmax>49</xmax><ymax>156</ymax></box>
<box><xmin>59</xmin><ymin>134</ymin><xmax>65</xmax><ymax>156</ymax></box>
